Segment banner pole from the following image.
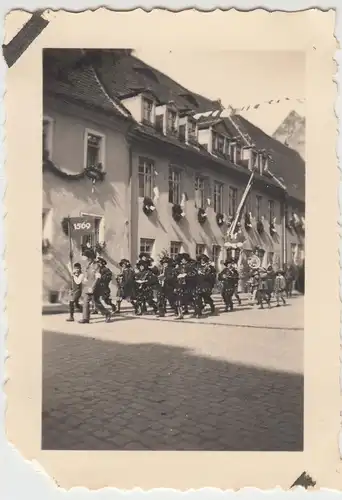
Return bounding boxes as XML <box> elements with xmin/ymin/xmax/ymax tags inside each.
<box><xmin>68</xmin><ymin>216</ymin><xmax>73</xmax><ymax>271</ymax></box>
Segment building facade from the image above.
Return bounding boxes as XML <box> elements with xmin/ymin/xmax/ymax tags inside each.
<box><xmin>42</xmin><ymin>49</ymin><xmax>305</xmax><ymax>302</ymax></box>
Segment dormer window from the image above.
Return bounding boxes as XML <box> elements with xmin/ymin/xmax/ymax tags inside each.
<box><xmin>217</xmin><ymin>135</ymin><xmax>225</xmax><ymax>154</ymax></box>
<box><xmin>187</xmin><ymin>119</ymin><xmax>197</xmax><ymax>141</ymax></box>
<box><xmin>229</xmin><ymin>142</ymin><xmax>236</xmax><ymax>162</ymax></box>
<box><xmin>167</xmin><ymin>109</ymin><xmax>178</xmax><ymax>135</ymax></box>
<box><xmin>250</xmin><ymin>150</ymin><xmax>259</xmax><ymax>170</ymax></box>
<box><xmin>235</xmin><ymin>143</ymin><xmax>242</xmax><ymax>164</ymax></box>
<box><xmin>142</xmin><ymin>97</ymin><xmax>154</xmax><ymax>125</ymax></box>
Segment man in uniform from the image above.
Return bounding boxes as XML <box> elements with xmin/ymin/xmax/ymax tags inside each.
<box><xmin>174</xmin><ymin>253</ymin><xmax>199</xmax><ymax>319</ymax></box>
<box><xmin>218</xmin><ymin>259</ymin><xmax>238</xmax><ymax>312</ymax></box>
<box><xmin>196</xmin><ymin>254</ymin><xmax>217</xmax><ymax>315</ymax></box>
<box><xmin>95</xmin><ymin>257</ymin><xmax>117</xmax><ymax>313</ymax></box>
<box><xmin>134</xmin><ymin>259</ymin><xmax>158</xmax><ymax>315</ymax></box>
<box><xmin>156</xmin><ymin>255</ymin><xmax>177</xmax><ymax>317</ymax></box>
<box><xmin>116</xmin><ymin>258</ymin><xmax>136</xmax><ymax>314</ymax></box>
<box><xmin>79</xmin><ymin>249</ymin><xmax>112</xmax><ymax>324</ymax></box>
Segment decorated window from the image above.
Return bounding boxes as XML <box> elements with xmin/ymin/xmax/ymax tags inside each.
<box><xmin>168</xmin><ymin>165</ymin><xmax>181</xmax><ymax>204</ymax></box>
<box><xmin>80</xmin><ymin>215</ymin><xmax>103</xmax><ymax>248</ymax></box>
<box><xmin>213</xmin><ymin>181</ymin><xmax>224</xmax><ymax>213</ymax></box>
<box><xmin>212</xmin><ymin>245</ymin><xmax>221</xmax><ymax>269</ymax></box>
<box><xmin>85</xmin><ymin>130</ymin><xmax>105</xmax><ymax>170</ymax></box>
<box><xmin>194</xmin><ymin>175</ymin><xmax>206</xmax><ymax>209</ymax></box>
<box><xmin>268</xmin><ymin>199</ymin><xmax>275</xmax><ymax>224</ymax></box>
<box><xmin>196</xmin><ymin>244</ymin><xmax>206</xmax><ymax>259</ymax></box>
<box><xmin>167</xmin><ymin>109</ymin><xmax>178</xmax><ymax>134</ymax></box>
<box><xmin>256</xmin><ymin>195</ymin><xmax>263</xmax><ymax>220</ymax></box>
<box><xmin>170</xmin><ymin>241</ymin><xmax>182</xmax><ymax>259</ymax></box>
<box><xmin>43</xmin><ymin>116</ymin><xmax>53</xmax><ymax>159</ymax></box>
<box><xmin>228</xmin><ymin>186</ymin><xmax>238</xmax><ymax>217</ymax></box>
<box><xmin>140</xmin><ymin>238</ymin><xmax>155</xmax><ymax>257</ymax></box>
<box><xmin>142</xmin><ymin>97</ymin><xmax>154</xmax><ymax>124</ymax></box>
<box><xmin>138</xmin><ymin>157</ymin><xmax>154</xmax><ymax>198</ymax></box>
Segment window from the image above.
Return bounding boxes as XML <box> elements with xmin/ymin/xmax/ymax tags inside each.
<box><xmin>194</xmin><ymin>175</ymin><xmax>205</xmax><ymax>209</ymax></box>
<box><xmin>268</xmin><ymin>199</ymin><xmax>275</xmax><ymax>224</ymax></box>
<box><xmin>187</xmin><ymin>119</ymin><xmax>197</xmax><ymax>141</ymax></box>
<box><xmin>85</xmin><ymin>130</ymin><xmax>105</xmax><ymax>170</ymax></box>
<box><xmin>43</xmin><ymin>116</ymin><xmax>53</xmax><ymax>160</ymax></box>
<box><xmin>228</xmin><ymin>186</ymin><xmax>238</xmax><ymax>217</ymax></box>
<box><xmin>212</xmin><ymin>245</ymin><xmax>221</xmax><ymax>270</ymax></box>
<box><xmin>179</xmin><ymin>124</ymin><xmax>186</xmax><ymax>142</ymax></box>
<box><xmin>213</xmin><ymin>181</ymin><xmax>223</xmax><ymax>213</ymax></box>
<box><xmin>140</xmin><ymin>238</ymin><xmax>155</xmax><ymax>257</ymax></box>
<box><xmin>217</xmin><ymin>134</ymin><xmax>225</xmax><ymax>154</ymax></box>
<box><xmin>167</xmin><ymin>109</ymin><xmax>177</xmax><ymax>134</ymax></box>
<box><xmin>235</xmin><ymin>145</ymin><xmax>242</xmax><ymax>164</ymax></box>
<box><xmin>251</xmin><ymin>151</ymin><xmax>258</xmax><ymax>170</ymax></box>
<box><xmin>229</xmin><ymin>142</ymin><xmax>236</xmax><ymax>163</ymax></box>
<box><xmin>196</xmin><ymin>244</ymin><xmax>206</xmax><ymax>259</ymax></box>
<box><xmin>138</xmin><ymin>157</ymin><xmax>154</xmax><ymax>198</ymax></box>
<box><xmin>291</xmin><ymin>243</ymin><xmax>298</xmax><ymax>264</ymax></box>
<box><xmin>80</xmin><ymin>216</ymin><xmax>103</xmax><ymax>248</ymax></box>
<box><xmin>211</xmin><ymin>131</ymin><xmax>217</xmax><ymax>151</ymax></box>
<box><xmin>256</xmin><ymin>195</ymin><xmax>263</xmax><ymax>220</ymax></box>
<box><xmin>170</xmin><ymin>241</ymin><xmax>182</xmax><ymax>259</ymax></box>
<box><xmin>168</xmin><ymin>165</ymin><xmax>181</xmax><ymax>204</ymax></box>
<box><xmin>142</xmin><ymin>97</ymin><xmax>154</xmax><ymax>124</ymax></box>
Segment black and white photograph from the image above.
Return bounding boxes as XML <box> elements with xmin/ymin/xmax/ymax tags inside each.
<box><xmin>41</xmin><ymin>46</ymin><xmax>306</xmax><ymax>452</ymax></box>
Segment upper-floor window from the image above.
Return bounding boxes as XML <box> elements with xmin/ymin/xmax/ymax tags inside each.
<box><xmin>80</xmin><ymin>213</ymin><xmax>104</xmax><ymax>248</ymax></box>
<box><xmin>235</xmin><ymin>144</ymin><xmax>242</xmax><ymax>164</ymax></box>
<box><xmin>251</xmin><ymin>151</ymin><xmax>259</xmax><ymax>170</ymax></box>
<box><xmin>85</xmin><ymin>130</ymin><xmax>105</xmax><ymax>169</ymax></box>
<box><xmin>138</xmin><ymin>157</ymin><xmax>154</xmax><ymax>198</ymax></box>
<box><xmin>188</xmin><ymin>119</ymin><xmax>197</xmax><ymax>141</ymax></box>
<box><xmin>194</xmin><ymin>175</ymin><xmax>206</xmax><ymax>209</ymax></box>
<box><xmin>43</xmin><ymin>116</ymin><xmax>54</xmax><ymax>160</ymax></box>
<box><xmin>268</xmin><ymin>199</ymin><xmax>275</xmax><ymax>224</ymax></box>
<box><xmin>142</xmin><ymin>97</ymin><xmax>154</xmax><ymax>124</ymax></box>
<box><xmin>213</xmin><ymin>181</ymin><xmax>224</xmax><ymax>213</ymax></box>
<box><xmin>229</xmin><ymin>142</ymin><xmax>236</xmax><ymax>163</ymax></box>
<box><xmin>211</xmin><ymin>131</ymin><xmax>217</xmax><ymax>152</ymax></box>
<box><xmin>168</xmin><ymin>165</ymin><xmax>181</xmax><ymax>204</ymax></box>
<box><xmin>217</xmin><ymin>134</ymin><xmax>225</xmax><ymax>154</ymax></box>
<box><xmin>167</xmin><ymin>109</ymin><xmax>177</xmax><ymax>134</ymax></box>
<box><xmin>228</xmin><ymin>186</ymin><xmax>238</xmax><ymax>216</ymax></box>
<box><xmin>256</xmin><ymin>195</ymin><xmax>263</xmax><ymax>220</ymax></box>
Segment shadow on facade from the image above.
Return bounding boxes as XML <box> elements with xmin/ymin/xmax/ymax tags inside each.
<box><xmin>42</xmin><ymin>330</ymin><xmax>304</xmax><ymax>451</ymax></box>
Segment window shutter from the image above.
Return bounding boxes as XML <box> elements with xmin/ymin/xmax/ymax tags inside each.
<box><xmin>205</xmin><ymin>178</ymin><xmax>213</xmax><ymax>207</ymax></box>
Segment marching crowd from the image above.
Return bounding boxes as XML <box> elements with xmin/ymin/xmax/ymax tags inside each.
<box><xmin>67</xmin><ymin>247</ymin><xmax>296</xmax><ymax>324</ymax></box>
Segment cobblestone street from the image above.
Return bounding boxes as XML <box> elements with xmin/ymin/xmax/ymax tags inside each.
<box><xmin>42</xmin><ymin>295</ymin><xmax>304</xmax><ymax>451</ymax></box>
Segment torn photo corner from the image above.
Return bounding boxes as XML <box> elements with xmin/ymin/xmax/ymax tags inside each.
<box><xmin>3</xmin><ymin>7</ymin><xmax>340</xmax><ymax>492</ymax></box>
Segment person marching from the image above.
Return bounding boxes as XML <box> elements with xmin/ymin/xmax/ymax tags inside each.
<box><xmin>134</xmin><ymin>258</ymin><xmax>158</xmax><ymax>315</ymax></box>
<box><xmin>257</xmin><ymin>266</ymin><xmax>271</xmax><ymax>309</ymax></box>
<box><xmin>66</xmin><ymin>262</ymin><xmax>84</xmax><ymax>322</ymax></box>
<box><xmin>218</xmin><ymin>259</ymin><xmax>238</xmax><ymax>312</ymax></box>
<box><xmin>95</xmin><ymin>257</ymin><xmax>117</xmax><ymax>313</ymax></box>
<box><xmin>232</xmin><ymin>260</ymin><xmax>242</xmax><ymax>306</ymax></box>
<box><xmin>274</xmin><ymin>269</ymin><xmax>287</xmax><ymax>306</ymax></box>
<box><xmin>156</xmin><ymin>255</ymin><xmax>177</xmax><ymax>317</ymax></box>
<box><xmin>79</xmin><ymin>248</ymin><xmax>112</xmax><ymax>324</ymax></box>
<box><xmin>196</xmin><ymin>254</ymin><xmax>216</xmax><ymax>316</ymax></box>
<box><xmin>174</xmin><ymin>253</ymin><xmax>198</xmax><ymax>319</ymax></box>
<box><xmin>116</xmin><ymin>259</ymin><xmax>136</xmax><ymax>314</ymax></box>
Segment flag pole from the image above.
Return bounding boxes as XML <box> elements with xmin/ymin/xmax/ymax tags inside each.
<box><xmin>68</xmin><ymin>216</ymin><xmax>73</xmax><ymax>272</ymax></box>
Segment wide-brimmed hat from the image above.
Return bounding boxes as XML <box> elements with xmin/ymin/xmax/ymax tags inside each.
<box><xmin>137</xmin><ymin>259</ymin><xmax>149</xmax><ymax>268</ymax></box>
<box><xmin>197</xmin><ymin>254</ymin><xmax>209</xmax><ymax>263</ymax></box>
<box><xmin>97</xmin><ymin>257</ymin><xmax>107</xmax><ymax>266</ymax></box>
<box><xmin>179</xmin><ymin>252</ymin><xmax>190</xmax><ymax>262</ymax></box>
<box><xmin>82</xmin><ymin>248</ymin><xmax>96</xmax><ymax>260</ymax></box>
<box><xmin>224</xmin><ymin>259</ymin><xmax>233</xmax><ymax>266</ymax></box>
<box><xmin>160</xmin><ymin>255</ymin><xmax>172</xmax><ymax>265</ymax></box>
<box><xmin>119</xmin><ymin>258</ymin><xmax>130</xmax><ymax>267</ymax></box>
<box><xmin>139</xmin><ymin>252</ymin><xmax>153</xmax><ymax>262</ymax></box>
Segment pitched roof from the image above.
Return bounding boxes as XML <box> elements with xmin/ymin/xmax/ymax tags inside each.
<box><xmin>92</xmin><ymin>50</ymin><xmax>220</xmax><ymax>114</ymax></box>
<box><xmin>231</xmin><ymin>115</ymin><xmax>305</xmax><ymax>202</ymax></box>
<box><xmin>43</xmin><ymin>49</ymin><xmax>130</xmax><ymax>118</ymax></box>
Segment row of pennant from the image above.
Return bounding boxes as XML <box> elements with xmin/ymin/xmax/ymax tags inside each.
<box><xmin>194</xmin><ymin>97</ymin><xmax>306</xmax><ymax>120</ymax></box>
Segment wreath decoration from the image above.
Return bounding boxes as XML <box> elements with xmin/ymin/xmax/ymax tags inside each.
<box><xmin>43</xmin><ymin>158</ymin><xmax>106</xmax><ymax>185</ymax></box>
<box><xmin>142</xmin><ymin>196</ymin><xmax>156</xmax><ymax>216</ymax></box>
<box><xmin>172</xmin><ymin>203</ymin><xmax>185</xmax><ymax>222</ymax></box>
<box><xmin>197</xmin><ymin>208</ymin><xmax>207</xmax><ymax>225</ymax></box>
<box><xmin>216</xmin><ymin>213</ymin><xmax>225</xmax><ymax>227</ymax></box>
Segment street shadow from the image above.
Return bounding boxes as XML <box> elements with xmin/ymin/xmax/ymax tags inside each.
<box><xmin>42</xmin><ymin>330</ymin><xmax>303</xmax><ymax>452</ymax></box>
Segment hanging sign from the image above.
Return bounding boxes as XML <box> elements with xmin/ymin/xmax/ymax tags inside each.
<box><xmin>69</xmin><ymin>216</ymin><xmax>95</xmax><ymax>236</ymax></box>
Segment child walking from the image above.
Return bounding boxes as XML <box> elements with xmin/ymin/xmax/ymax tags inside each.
<box><xmin>274</xmin><ymin>270</ymin><xmax>287</xmax><ymax>306</ymax></box>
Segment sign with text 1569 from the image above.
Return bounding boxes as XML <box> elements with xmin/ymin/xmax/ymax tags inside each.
<box><xmin>69</xmin><ymin>217</ymin><xmax>95</xmax><ymax>235</ymax></box>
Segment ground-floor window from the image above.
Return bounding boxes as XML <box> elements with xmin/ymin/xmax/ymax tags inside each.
<box><xmin>212</xmin><ymin>245</ymin><xmax>221</xmax><ymax>269</ymax></box>
<box><xmin>170</xmin><ymin>241</ymin><xmax>182</xmax><ymax>259</ymax></box>
<box><xmin>80</xmin><ymin>215</ymin><xmax>103</xmax><ymax>248</ymax></box>
<box><xmin>140</xmin><ymin>238</ymin><xmax>155</xmax><ymax>257</ymax></box>
<box><xmin>196</xmin><ymin>244</ymin><xmax>206</xmax><ymax>259</ymax></box>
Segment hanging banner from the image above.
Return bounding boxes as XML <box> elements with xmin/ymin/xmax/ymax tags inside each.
<box><xmin>69</xmin><ymin>216</ymin><xmax>95</xmax><ymax>236</ymax></box>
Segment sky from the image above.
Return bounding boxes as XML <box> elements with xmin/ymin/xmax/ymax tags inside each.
<box><xmin>134</xmin><ymin>49</ymin><xmax>305</xmax><ymax>135</ymax></box>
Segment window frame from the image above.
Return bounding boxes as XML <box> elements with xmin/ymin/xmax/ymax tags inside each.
<box><xmin>212</xmin><ymin>244</ymin><xmax>221</xmax><ymax>270</ymax></box>
<box><xmin>140</xmin><ymin>238</ymin><xmax>155</xmax><ymax>257</ymax></box>
<box><xmin>228</xmin><ymin>186</ymin><xmax>238</xmax><ymax>217</ymax></box>
<box><xmin>170</xmin><ymin>241</ymin><xmax>182</xmax><ymax>259</ymax></box>
<box><xmin>43</xmin><ymin>115</ymin><xmax>54</xmax><ymax>159</ymax></box>
<box><xmin>196</xmin><ymin>243</ymin><xmax>206</xmax><ymax>259</ymax></box>
<box><xmin>268</xmin><ymin>199</ymin><xmax>275</xmax><ymax>224</ymax></box>
<box><xmin>187</xmin><ymin>118</ymin><xmax>197</xmax><ymax>142</ymax></box>
<box><xmin>213</xmin><ymin>181</ymin><xmax>224</xmax><ymax>213</ymax></box>
<box><xmin>138</xmin><ymin>157</ymin><xmax>155</xmax><ymax>198</ymax></box>
<box><xmin>168</xmin><ymin>165</ymin><xmax>182</xmax><ymax>205</ymax></box>
<box><xmin>80</xmin><ymin>212</ymin><xmax>105</xmax><ymax>248</ymax></box>
<box><xmin>84</xmin><ymin>128</ymin><xmax>106</xmax><ymax>171</ymax></box>
<box><xmin>256</xmin><ymin>195</ymin><xmax>263</xmax><ymax>220</ymax></box>
<box><xmin>194</xmin><ymin>175</ymin><xmax>206</xmax><ymax>209</ymax></box>
<box><xmin>142</xmin><ymin>96</ymin><xmax>154</xmax><ymax>124</ymax></box>
<box><xmin>167</xmin><ymin>108</ymin><xmax>178</xmax><ymax>134</ymax></box>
